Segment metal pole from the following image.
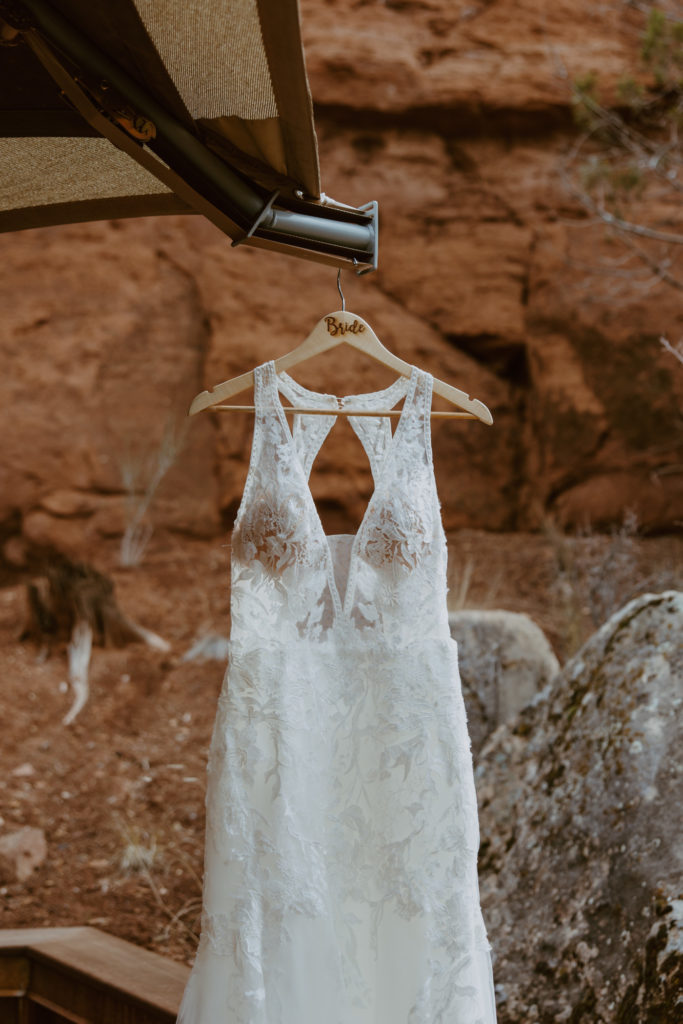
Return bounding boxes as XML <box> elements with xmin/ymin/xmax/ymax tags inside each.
<box><xmin>15</xmin><ymin>0</ymin><xmax>377</xmax><ymax>267</ymax></box>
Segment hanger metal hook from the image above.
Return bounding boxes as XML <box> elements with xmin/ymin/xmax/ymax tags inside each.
<box><xmin>337</xmin><ymin>268</ymin><xmax>346</xmax><ymax>312</ymax></box>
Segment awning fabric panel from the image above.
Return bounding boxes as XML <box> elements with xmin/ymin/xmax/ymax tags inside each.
<box><xmin>0</xmin><ymin>136</ymin><xmax>172</xmax><ymax>210</ymax></box>
<box><xmin>43</xmin><ymin>0</ymin><xmax>199</xmax><ymax>129</ymax></box>
<box><xmin>137</xmin><ymin>0</ymin><xmax>279</xmax><ymax>121</ymax></box>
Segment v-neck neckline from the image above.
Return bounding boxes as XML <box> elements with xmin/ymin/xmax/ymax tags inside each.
<box><xmin>265</xmin><ymin>360</ymin><xmax>421</xmax><ymax>618</ymax></box>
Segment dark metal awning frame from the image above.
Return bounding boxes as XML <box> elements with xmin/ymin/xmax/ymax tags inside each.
<box><xmin>1</xmin><ymin>0</ymin><xmax>378</xmax><ymax>273</ymax></box>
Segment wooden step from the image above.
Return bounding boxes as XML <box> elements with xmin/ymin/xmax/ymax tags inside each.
<box><xmin>0</xmin><ymin>927</ymin><xmax>190</xmax><ymax>1023</ymax></box>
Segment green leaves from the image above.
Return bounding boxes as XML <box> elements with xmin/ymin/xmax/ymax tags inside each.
<box><xmin>641</xmin><ymin>7</ymin><xmax>683</xmax><ymax>87</ymax></box>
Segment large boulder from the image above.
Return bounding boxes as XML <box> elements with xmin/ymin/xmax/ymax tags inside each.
<box><xmin>449</xmin><ymin>609</ymin><xmax>559</xmax><ymax>755</ymax></box>
<box><xmin>476</xmin><ymin>591</ymin><xmax>683</xmax><ymax>1021</ymax></box>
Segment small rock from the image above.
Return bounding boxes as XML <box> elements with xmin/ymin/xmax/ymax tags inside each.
<box><xmin>22</xmin><ymin>510</ymin><xmax>87</xmax><ymax>558</ymax></box>
<box><xmin>0</xmin><ymin>826</ymin><xmax>47</xmax><ymax>882</ymax></box>
<box><xmin>39</xmin><ymin>489</ymin><xmax>94</xmax><ymax>517</ymax></box>
<box><xmin>3</xmin><ymin>535</ymin><xmax>27</xmax><ymax>568</ymax></box>
<box><xmin>449</xmin><ymin>609</ymin><xmax>559</xmax><ymax>753</ymax></box>
<box><xmin>11</xmin><ymin>763</ymin><xmax>35</xmax><ymax>778</ymax></box>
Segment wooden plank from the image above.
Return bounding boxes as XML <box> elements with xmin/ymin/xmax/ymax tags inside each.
<box><xmin>0</xmin><ymin>928</ymin><xmax>190</xmax><ymax>1019</ymax></box>
<box><xmin>30</xmin><ymin>961</ymin><xmax>175</xmax><ymax>1024</ymax></box>
<box><xmin>0</xmin><ymin>930</ymin><xmax>86</xmax><ymax>950</ymax></box>
<box><xmin>26</xmin><ymin>990</ymin><xmax>89</xmax><ymax>1024</ymax></box>
<box><xmin>0</xmin><ymin>995</ymin><xmax>21</xmax><ymax>1024</ymax></box>
<box><xmin>0</xmin><ymin>953</ymin><xmax>30</xmax><ymax>994</ymax></box>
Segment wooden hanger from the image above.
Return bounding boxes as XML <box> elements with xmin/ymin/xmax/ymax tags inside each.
<box><xmin>189</xmin><ymin>307</ymin><xmax>493</xmax><ymax>424</ymax></box>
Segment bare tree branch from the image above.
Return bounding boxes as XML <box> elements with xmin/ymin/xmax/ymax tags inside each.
<box><xmin>660</xmin><ymin>334</ymin><xmax>683</xmax><ymax>364</ymax></box>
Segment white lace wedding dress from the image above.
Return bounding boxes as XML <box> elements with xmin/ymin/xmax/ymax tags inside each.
<box><xmin>177</xmin><ymin>361</ymin><xmax>497</xmax><ymax>1023</ymax></box>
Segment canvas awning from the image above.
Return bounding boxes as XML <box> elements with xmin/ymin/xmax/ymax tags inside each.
<box><xmin>0</xmin><ymin>0</ymin><xmax>378</xmax><ymax>271</ymax></box>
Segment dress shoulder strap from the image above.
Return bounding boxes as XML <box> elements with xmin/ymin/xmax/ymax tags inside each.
<box><xmin>375</xmin><ymin>366</ymin><xmax>434</xmax><ymax>481</ymax></box>
<box><xmin>413</xmin><ymin>367</ymin><xmax>434</xmax><ymax>421</ymax></box>
<box><xmin>231</xmin><ymin>362</ymin><xmax>286</xmax><ymax>531</ymax></box>
<box><xmin>253</xmin><ymin>361</ymin><xmax>279</xmax><ymax>418</ymax></box>
<box><xmin>345</xmin><ymin>370</ymin><xmax>415</xmax><ymax>481</ymax></box>
<box><xmin>276</xmin><ymin>371</ymin><xmax>338</xmax><ymax>480</ymax></box>
<box><xmin>413</xmin><ymin>367</ymin><xmax>434</xmax><ymax>465</ymax></box>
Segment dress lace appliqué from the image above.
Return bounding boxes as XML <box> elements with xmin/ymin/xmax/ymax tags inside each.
<box><xmin>177</xmin><ymin>361</ymin><xmax>498</xmax><ymax>1024</ymax></box>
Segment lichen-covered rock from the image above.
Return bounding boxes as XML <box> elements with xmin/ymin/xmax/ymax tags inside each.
<box><xmin>449</xmin><ymin>609</ymin><xmax>559</xmax><ymax>755</ymax></box>
<box><xmin>476</xmin><ymin>591</ymin><xmax>683</xmax><ymax>1022</ymax></box>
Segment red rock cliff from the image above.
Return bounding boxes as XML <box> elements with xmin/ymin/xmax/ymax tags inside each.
<box><xmin>1</xmin><ymin>0</ymin><xmax>682</xmax><ymax>564</ymax></box>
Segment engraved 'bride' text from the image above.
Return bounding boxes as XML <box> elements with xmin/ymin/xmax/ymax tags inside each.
<box><xmin>324</xmin><ymin>316</ymin><xmax>366</xmax><ymax>336</ymax></box>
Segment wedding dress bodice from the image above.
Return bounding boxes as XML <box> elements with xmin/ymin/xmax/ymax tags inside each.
<box><xmin>231</xmin><ymin>361</ymin><xmax>450</xmax><ymax>647</ymax></box>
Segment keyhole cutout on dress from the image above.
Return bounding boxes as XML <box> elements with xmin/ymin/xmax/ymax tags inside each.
<box><xmin>268</xmin><ymin>362</ymin><xmax>423</xmax><ymax>615</ymax></box>
<box><xmin>306</xmin><ymin>409</ymin><xmax>405</xmax><ymax>537</ymax></box>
